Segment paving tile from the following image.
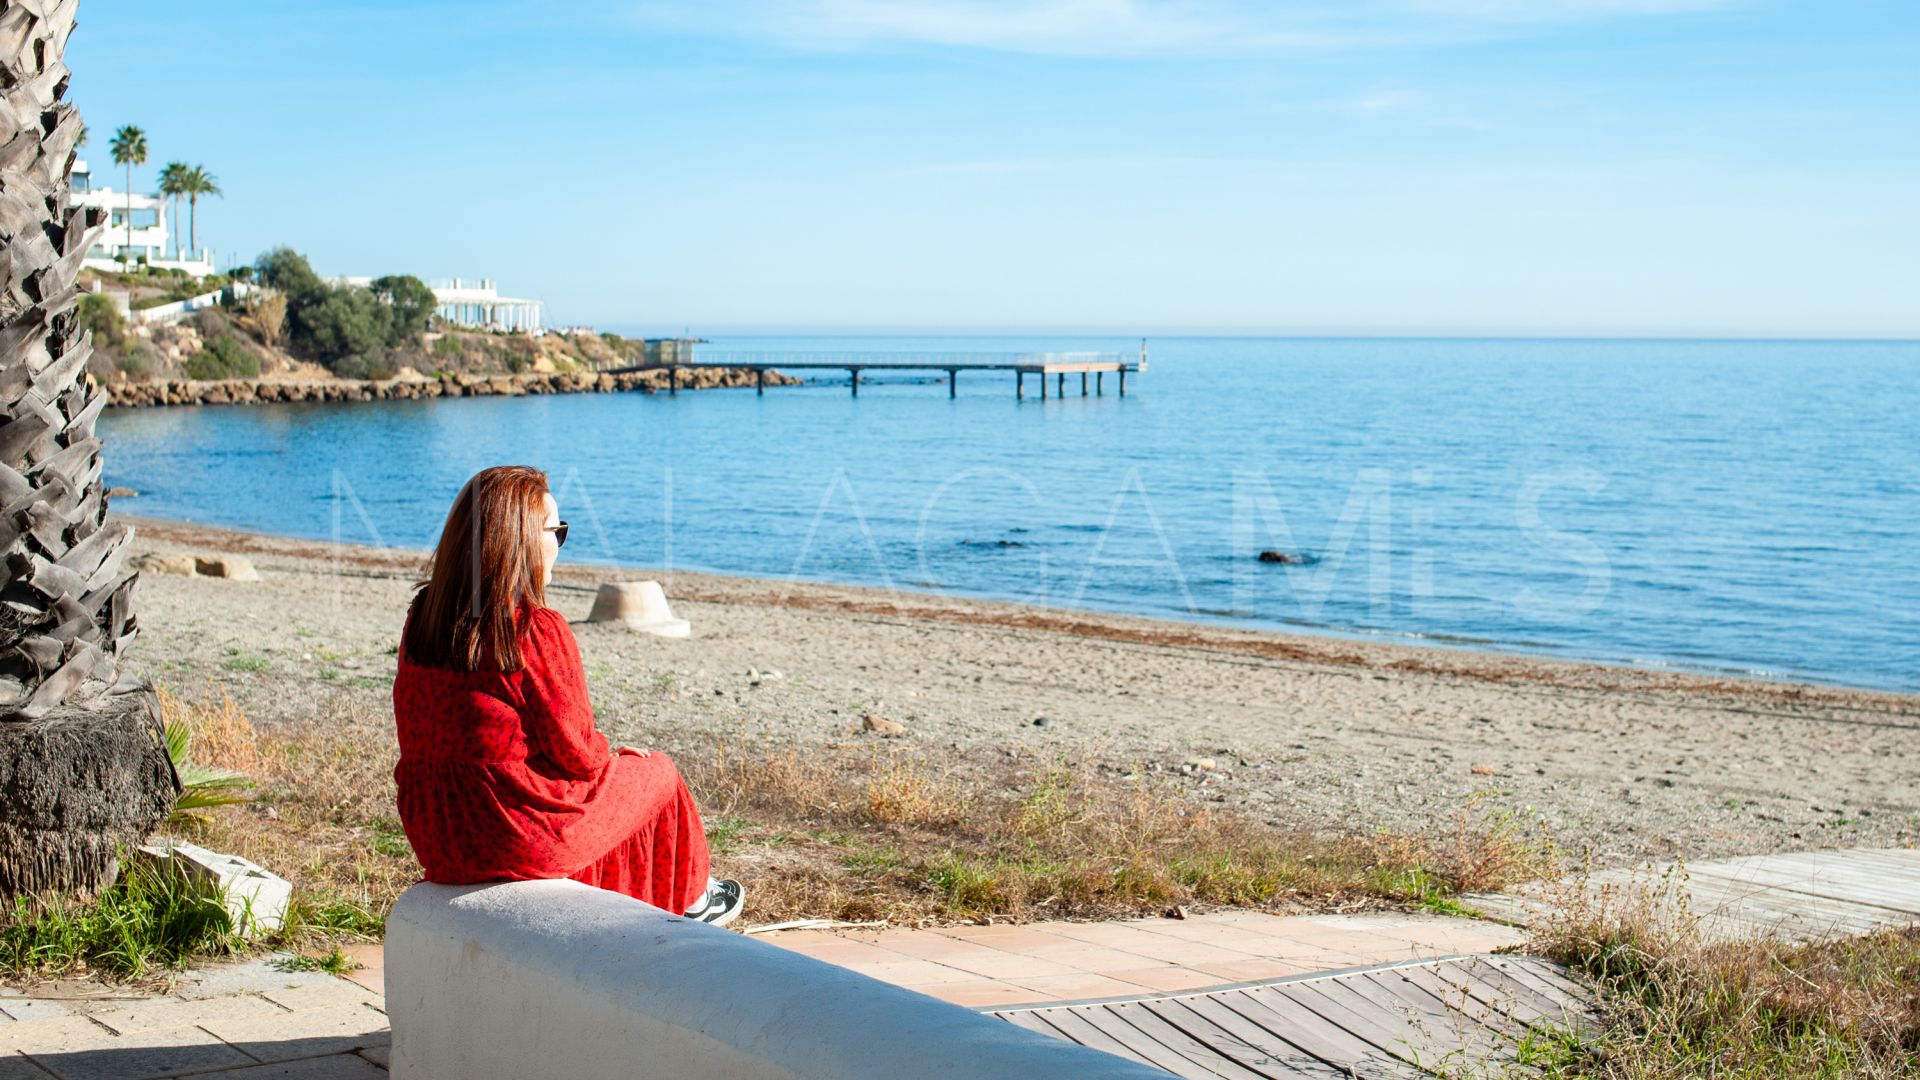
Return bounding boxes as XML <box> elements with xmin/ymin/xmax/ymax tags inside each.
<box><xmin>197</xmin><ymin>1004</ymin><xmax>390</xmax><ymax>1063</ymax></box>
<box><xmin>1010</xmin><ymin>943</ymin><xmax>1178</xmax><ymax>974</ymax></box>
<box><xmin>1100</xmin><ymin>966</ymin><xmax>1239</xmax><ymax>993</ymax></box>
<box><xmin>772</xmin><ymin>940</ymin><xmax>905</xmax><ymax>968</ymax></box>
<box><xmin>935</xmin><ymin>925</ymin><xmax>1084</xmax><ymax>953</ymax></box>
<box><xmin>845</xmin><ymin>959</ymin><xmax>980</xmax><ymax>987</ymax></box>
<box><xmin>1006</xmin><ymin>972</ymin><xmax>1164</xmax><ymax>1001</ymax></box>
<box><xmin>1190</xmin><ymin>958</ymin><xmax>1320</xmax><ymax>984</ymax></box>
<box><xmin>196</xmin><ymin>1053</ymin><xmax>387</xmax><ymax>1079</ymax></box>
<box><xmin>175</xmin><ymin>960</ymin><xmax>340</xmax><ymax>1002</ymax></box>
<box><xmin>91</xmin><ymin>994</ymin><xmax>284</xmax><ymax>1036</ymax></box>
<box><xmin>258</xmin><ymin>982</ymin><xmax>382</xmax><ymax>1014</ymax></box>
<box><xmin>912</xmin><ymin>980</ymin><xmax>1037</xmax><ymax>1009</ymax></box>
<box><xmin>19</xmin><ymin>1026</ymin><xmax>253</xmax><ymax>1080</ymax></box>
<box><xmin>330</xmin><ymin>946</ymin><xmax>385</xmax><ymax>997</ymax></box>
<box><xmin>0</xmin><ymin>1003</ymin><xmax>73</xmax><ymax>1024</ymax></box>
<box><xmin>1046</xmin><ymin>927</ymin><xmax>1255</xmax><ymax>966</ymax></box>
<box><xmin>0</xmin><ymin>1019</ymin><xmax>104</xmax><ymax>1055</ymax></box>
<box><xmin>0</xmin><ymin>1052</ymin><xmax>60</xmax><ymax>1080</ymax></box>
<box><xmin>861</xmin><ymin>936</ymin><xmax>1079</xmax><ymax>980</ymax></box>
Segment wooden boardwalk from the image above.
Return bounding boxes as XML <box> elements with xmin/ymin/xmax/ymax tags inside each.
<box><xmin>987</xmin><ymin>954</ymin><xmax>1593</xmax><ymax>1078</ymax></box>
<box><xmin>1465</xmin><ymin>847</ymin><xmax>1920</xmax><ymax>944</ymax></box>
<box><xmin>605</xmin><ymin>348</ymin><xmax>1147</xmax><ymax>398</ymax></box>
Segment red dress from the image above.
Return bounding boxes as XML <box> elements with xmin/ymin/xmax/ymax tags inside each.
<box><xmin>392</xmin><ymin>605</ymin><xmax>709</xmax><ymax>913</ymax></box>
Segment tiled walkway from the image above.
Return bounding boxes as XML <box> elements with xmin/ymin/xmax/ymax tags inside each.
<box><xmin>758</xmin><ymin>910</ymin><xmax>1526</xmax><ymax>1009</ymax></box>
<box><xmin>0</xmin><ymin>913</ymin><xmax>1520</xmax><ymax>1078</ymax></box>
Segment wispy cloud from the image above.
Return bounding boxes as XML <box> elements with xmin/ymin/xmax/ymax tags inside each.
<box><xmin>628</xmin><ymin>0</ymin><xmax>1735</xmax><ymax>56</ymax></box>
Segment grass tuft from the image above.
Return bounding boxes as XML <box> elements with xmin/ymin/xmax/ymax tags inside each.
<box><xmin>0</xmin><ymin>858</ymin><xmax>239</xmax><ymax>980</ymax></box>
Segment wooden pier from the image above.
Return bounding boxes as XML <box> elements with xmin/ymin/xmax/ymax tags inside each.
<box><xmin>605</xmin><ymin>347</ymin><xmax>1147</xmax><ymax>398</ymax></box>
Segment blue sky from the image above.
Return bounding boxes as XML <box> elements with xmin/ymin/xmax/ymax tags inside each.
<box><xmin>69</xmin><ymin>1</ymin><xmax>1918</xmax><ymax>336</ymax></box>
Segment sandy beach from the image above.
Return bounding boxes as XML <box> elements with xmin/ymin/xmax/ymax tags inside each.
<box><xmin>123</xmin><ymin>514</ymin><xmax>1919</xmax><ymax>868</ymax></box>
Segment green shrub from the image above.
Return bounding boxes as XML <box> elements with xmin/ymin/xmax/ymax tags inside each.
<box><xmin>77</xmin><ymin>292</ymin><xmax>126</xmax><ymax>350</ymax></box>
<box><xmin>1</xmin><ymin>858</ymin><xmax>240</xmax><ymax>979</ymax></box>
<box><xmin>183</xmin><ymin>335</ymin><xmax>260</xmax><ymax>380</ymax></box>
<box><xmin>432</xmin><ymin>336</ymin><xmax>462</xmax><ymax>358</ymax></box>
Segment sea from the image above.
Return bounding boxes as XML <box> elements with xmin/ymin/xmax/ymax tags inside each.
<box><xmin>98</xmin><ymin>335</ymin><xmax>1920</xmax><ymax>693</ymax></box>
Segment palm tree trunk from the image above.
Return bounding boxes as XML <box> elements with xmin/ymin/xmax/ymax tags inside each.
<box><xmin>124</xmin><ymin>162</ymin><xmax>131</xmax><ymax>259</ymax></box>
<box><xmin>0</xmin><ymin>0</ymin><xmax>176</xmax><ymax>898</ymax></box>
<box><xmin>188</xmin><ymin>194</ymin><xmax>196</xmax><ymax>255</ymax></box>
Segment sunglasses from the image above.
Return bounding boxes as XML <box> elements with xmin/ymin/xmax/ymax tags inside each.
<box><xmin>546</xmin><ymin>521</ymin><xmax>569</xmax><ymax>548</ymax></box>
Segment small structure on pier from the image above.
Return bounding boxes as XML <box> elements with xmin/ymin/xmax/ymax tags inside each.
<box><xmin>607</xmin><ymin>343</ymin><xmax>1147</xmax><ymax>398</ymax></box>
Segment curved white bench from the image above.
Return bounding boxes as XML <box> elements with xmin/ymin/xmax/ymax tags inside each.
<box><xmin>386</xmin><ymin>880</ymin><xmax>1170</xmax><ymax>1080</ymax></box>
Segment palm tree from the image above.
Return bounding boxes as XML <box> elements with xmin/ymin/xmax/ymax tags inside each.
<box><xmin>108</xmin><ymin>123</ymin><xmax>146</xmax><ymax>264</ymax></box>
<box><xmin>0</xmin><ymin>2</ymin><xmax>174</xmax><ymax>897</ymax></box>
<box><xmin>157</xmin><ymin>162</ymin><xmax>187</xmax><ymax>261</ymax></box>
<box><xmin>181</xmin><ymin>165</ymin><xmax>220</xmax><ymax>257</ymax></box>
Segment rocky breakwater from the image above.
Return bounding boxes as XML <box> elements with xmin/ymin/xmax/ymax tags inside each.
<box><xmin>105</xmin><ymin>367</ymin><xmax>797</xmax><ymax>408</ymax></box>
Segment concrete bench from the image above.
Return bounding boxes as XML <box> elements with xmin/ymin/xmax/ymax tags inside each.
<box><xmin>386</xmin><ymin>880</ymin><xmax>1169</xmax><ymax>1080</ymax></box>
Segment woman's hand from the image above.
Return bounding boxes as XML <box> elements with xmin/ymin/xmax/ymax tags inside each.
<box><xmin>617</xmin><ymin>745</ymin><xmax>653</xmax><ymax>758</ymax></box>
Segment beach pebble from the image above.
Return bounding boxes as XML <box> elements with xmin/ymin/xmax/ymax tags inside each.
<box><xmin>194</xmin><ymin>555</ymin><xmax>261</xmax><ymax>581</ymax></box>
<box><xmin>1470</xmin><ymin>763</ymin><xmax>1500</xmax><ymax>776</ymax></box>
<box><xmin>105</xmin><ymin>486</ymin><xmax>139</xmax><ymax>498</ymax></box>
<box><xmin>862</xmin><ymin>714</ymin><xmax>907</xmax><ymax>737</ymax></box>
<box><xmin>1182</xmin><ymin>757</ymin><xmax>1218</xmax><ymax>774</ymax></box>
<box><xmin>1032</xmin><ymin>716</ymin><xmax>1054</xmax><ymax>728</ymax></box>
<box><xmin>138</xmin><ymin>553</ymin><xmax>200</xmax><ymax>577</ymax></box>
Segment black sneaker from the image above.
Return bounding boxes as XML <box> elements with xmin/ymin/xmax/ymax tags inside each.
<box><xmin>684</xmin><ymin>878</ymin><xmax>744</xmax><ymax>928</ymax></box>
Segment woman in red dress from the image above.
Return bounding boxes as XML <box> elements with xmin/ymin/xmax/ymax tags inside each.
<box><xmin>392</xmin><ymin>465</ymin><xmax>742</xmax><ymax>924</ymax></box>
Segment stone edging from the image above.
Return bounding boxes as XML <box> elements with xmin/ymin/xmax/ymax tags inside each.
<box><xmin>104</xmin><ymin>367</ymin><xmax>798</xmax><ymax>407</ymax></box>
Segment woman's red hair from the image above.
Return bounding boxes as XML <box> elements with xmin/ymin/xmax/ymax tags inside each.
<box><xmin>403</xmin><ymin>465</ymin><xmax>551</xmax><ymax>672</ymax></box>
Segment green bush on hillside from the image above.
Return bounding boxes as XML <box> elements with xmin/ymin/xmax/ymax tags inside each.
<box><xmin>253</xmin><ymin>247</ymin><xmax>435</xmax><ymax>371</ymax></box>
<box><xmin>184</xmin><ymin>334</ymin><xmax>260</xmax><ymax>380</ymax></box>
<box><xmin>77</xmin><ymin>292</ymin><xmax>126</xmax><ymax>350</ymax></box>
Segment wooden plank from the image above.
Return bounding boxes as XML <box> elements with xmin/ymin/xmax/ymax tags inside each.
<box><xmin>1114</xmin><ymin>1001</ymin><xmax>1280</xmax><ymax>1080</ymax></box>
<box><xmin>1481</xmin><ymin>957</ymin><xmax>1595</xmax><ymax>1031</ymax></box>
<box><xmin>1021</xmin><ymin>1009</ymin><xmax>1148</xmax><ymax>1065</ymax></box>
<box><xmin>1348</xmin><ymin>968</ymin><xmax>1512</xmax><ymax>1063</ymax></box>
<box><xmin>1271</xmin><ymin>982</ymin><xmax>1438</xmax><ymax>1072</ymax></box>
<box><xmin>1686</xmin><ymin>860</ymin><xmax>1920</xmax><ymax>915</ymax></box>
<box><xmin>1159</xmin><ymin>996</ymin><xmax>1340</xmax><ymax>1078</ymax></box>
<box><xmin>1676</xmin><ymin>875</ymin><xmax>1895</xmax><ymax>937</ymax></box>
<box><xmin>1426</xmin><ymin>960</ymin><xmax>1559</xmax><ymax>1030</ymax></box>
<box><xmin>1220</xmin><ymin>988</ymin><xmax>1425</xmax><ymax>1080</ymax></box>
<box><xmin>1059</xmin><ymin>999</ymin><xmax>1221</xmax><ymax>1068</ymax></box>
<box><xmin>1392</xmin><ymin>965</ymin><xmax>1528</xmax><ymax>1041</ymax></box>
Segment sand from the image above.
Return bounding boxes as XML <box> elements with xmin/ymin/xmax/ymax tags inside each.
<box><xmin>122</xmin><ymin>514</ymin><xmax>1919</xmax><ymax>866</ymax></box>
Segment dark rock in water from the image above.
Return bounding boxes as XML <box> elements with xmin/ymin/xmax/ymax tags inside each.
<box><xmin>960</xmin><ymin>539</ymin><xmax>1027</xmax><ymax>549</ymax></box>
<box><xmin>1257</xmin><ymin>550</ymin><xmax>1304</xmax><ymax>564</ymax></box>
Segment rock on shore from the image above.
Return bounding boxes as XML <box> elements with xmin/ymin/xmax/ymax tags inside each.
<box><xmin>104</xmin><ymin>367</ymin><xmax>798</xmax><ymax>408</ymax></box>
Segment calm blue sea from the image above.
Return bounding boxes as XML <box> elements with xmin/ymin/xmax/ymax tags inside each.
<box><xmin>99</xmin><ymin>336</ymin><xmax>1920</xmax><ymax>692</ymax></box>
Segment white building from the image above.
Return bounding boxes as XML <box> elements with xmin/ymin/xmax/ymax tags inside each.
<box><xmin>70</xmin><ymin>159</ymin><xmax>217</xmax><ymax>277</ymax></box>
<box><xmin>431</xmin><ymin>278</ymin><xmax>544</xmax><ymax>334</ymax></box>
<box><xmin>334</xmin><ymin>276</ymin><xmax>545</xmax><ymax>334</ymax></box>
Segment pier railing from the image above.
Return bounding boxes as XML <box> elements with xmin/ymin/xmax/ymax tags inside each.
<box><xmin>604</xmin><ymin>348</ymin><xmax>1145</xmax><ymax>399</ymax></box>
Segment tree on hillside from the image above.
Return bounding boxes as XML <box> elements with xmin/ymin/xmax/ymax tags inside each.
<box><xmin>107</xmin><ymin>124</ymin><xmax>145</xmax><ymax>260</ymax></box>
<box><xmin>371</xmin><ymin>275</ymin><xmax>436</xmax><ymax>343</ymax></box>
<box><xmin>181</xmin><ymin>164</ymin><xmax>219</xmax><ymax>254</ymax></box>
<box><xmin>0</xmin><ymin>2</ymin><xmax>176</xmax><ymax>897</ymax></box>
<box><xmin>157</xmin><ymin>162</ymin><xmax>186</xmax><ymax>260</ymax></box>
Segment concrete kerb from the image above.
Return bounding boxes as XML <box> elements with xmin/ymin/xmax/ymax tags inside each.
<box><xmin>386</xmin><ymin>880</ymin><xmax>1168</xmax><ymax>1080</ymax></box>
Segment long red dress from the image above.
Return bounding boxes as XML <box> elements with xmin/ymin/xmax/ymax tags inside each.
<box><xmin>392</xmin><ymin>605</ymin><xmax>709</xmax><ymax>913</ymax></box>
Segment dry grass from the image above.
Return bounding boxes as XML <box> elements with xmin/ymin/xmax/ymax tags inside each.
<box><xmin>160</xmin><ymin>684</ymin><xmax>1553</xmax><ymax>937</ymax></box>
<box><xmin>682</xmin><ymin>745</ymin><xmax>1555</xmax><ymax>925</ymax></box>
<box><xmin>1515</xmin><ymin>872</ymin><xmax>1920</xmax><ymax>1079</ymax></box>
<box><xmin>157</xmin><ymin>683</ymin><xmax>409</xmax><ymax>944</ymax></box>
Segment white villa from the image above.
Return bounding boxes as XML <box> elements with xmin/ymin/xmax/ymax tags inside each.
<box><xmin>333</xmin><ymin>276</ymin><xmax>546</xmax><ymax>334</ymax></box>
<box><xmin>70</xmin><ymin>159</ymin><xmax>218</xmax><ymax>276</ymax></box>
<box><xmin>431</xmin><ymin>277</ymin><xmax>544</xmax><ymax>334</ymax></box>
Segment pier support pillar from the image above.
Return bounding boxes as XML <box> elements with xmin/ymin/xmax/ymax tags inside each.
<box><xmin>1081</xmin><ymin>373</ymin><xmax>1088</xmax><ymax>396</ymax></box>
<box><xmin>1057</xmin><ymin>373</ymin><xmax>1065</xmax><ymax>398</ymax></box>
<box><xmin>949</xmin><ymin>369</ymin><xmax>957</xmax><ymax>398</ymax></box>
<box><xmin>850</xmin><ymin>369</ymin><xmax>860</xmax><ymax>397</ymax></box>
<box><xmin>1097</xmin><ymin>372</ymin><xmax>1104</xmax><ymax>395</ymax></box>
<box><xmin>1118</xmin><ymin>370</ymin><xmax>1126</xmax><ymax>397</ymax></box>
<box><xmin>1016</xmin><ymin>372</ymin><xmax>1024</xmax><ymax>400</ymax></box>
<box><xmin>668</xmin><ymin>367</ymin><xmax>677</xmax><ymax>395</ymax></box>
<box><xmin>1040</xmin><ymin>373</ymin><xmax>1048</xmax><ymax>400</ymax></box>
<box><xmin>756</xmin><ymin>369</ymin><xmax>765</xmax><ymax>395</ymax></box>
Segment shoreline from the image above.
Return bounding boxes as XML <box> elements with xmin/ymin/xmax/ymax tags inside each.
<box><xmin>101</xmin><ymin>366</ymin><xmax>797</xmax><ymax>407</ymax></box>
<box><xmin>119</xmin><ymin>512</ymin><xmax>1920</xmax><ymax>864</ymax></box>
<box><xmin>119</xmin><ymin>512</ymin><xmax>1917</xmax><ymax>711</ymax></box>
